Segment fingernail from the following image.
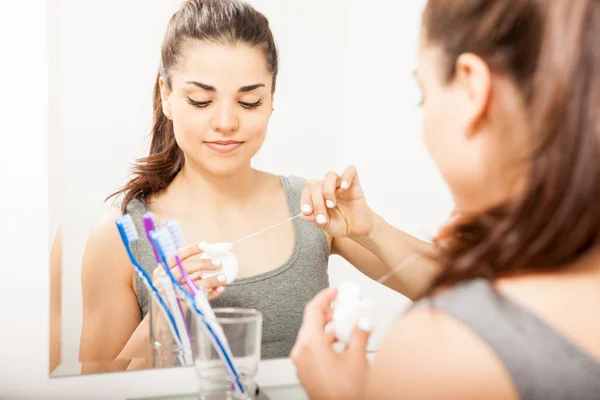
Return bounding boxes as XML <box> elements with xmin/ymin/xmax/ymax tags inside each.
<box><xmin>216</xmin><ymin>286</ymin><xmax>225</xmax><ymax>293</ymax></box>
<box><xmin>326</xmin><ymin>200</ymin><xmax>335</xmax><ymax>209</ymax></box>
<box><xmin>341</xmin><ymin>181</ymin><xmax>349</xmax><ymax>190</ymax></box>
<box><xmin>357</xmin><ymin>317</ymin><xmax>372</xmax><ymax>332</ymax></box>
<box><xmin>316</xmin><ymin>214</ymin><xmax>327</xmax><ymax>224</ymax></box>
<box><xmin>217</xmin><ymin>274</ymin><xmax>226</xmax><ymax>282</ymax></box>
<box><xmin>212</xmin><ymin>259</ymin><xmax>222</xmax><ymax>266</ymax></box>
<box><xmin>302</xmin><ymin>204</ymin><xmax>312</xmax><ymax>214</ymax></box>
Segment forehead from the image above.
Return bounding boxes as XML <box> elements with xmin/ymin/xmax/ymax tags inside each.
<box><xmin>171</xmin><ymin>40</ymin><xmax>272</xmax><ymax>90</ymax></box>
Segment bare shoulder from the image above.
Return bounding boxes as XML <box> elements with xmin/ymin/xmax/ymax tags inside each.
<box><xmin>81</xmin><ymin>207</ymin><xmax>131</xmax><ymax>287</ymax></box>
<box><xmin>365</xmin><ymin>304</ymin><xmax>519</xmax><ymax>400</ymax></box>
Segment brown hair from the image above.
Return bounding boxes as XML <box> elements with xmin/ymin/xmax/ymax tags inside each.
<box><xmin>109</xmin><ymin>0</ymin><xmax>278</xmax><ymax>211</ymax></box>
<box><xmin>421</xmin><ymin>0</ymin><xmax>600</xmax><ymax>295</ymax></box>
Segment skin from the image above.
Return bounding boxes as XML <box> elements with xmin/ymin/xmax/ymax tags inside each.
<box><xmin>75</xmin><ymin>39</ymin><xmax>438</xmax><ymax>372</ymax></box>
<box><xmin>50</xmin><ymin>229</ymin><xmax>61</xmax><ymax>373</ymax></box>
<box><xmin>292</xmin><ymin>30</ymin><xmax>600</xmax><ymax>399</ymax></box>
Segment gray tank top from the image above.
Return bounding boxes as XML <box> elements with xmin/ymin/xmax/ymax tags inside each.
<box><xmin>414</xmin><ymin>278</ymin><xmax>600</xmax><ymax>400</ymax></box>
<box><xmin>123</xmin><ymin>175</ymin><xmax>330</xmax><ymax>359</ymax></box>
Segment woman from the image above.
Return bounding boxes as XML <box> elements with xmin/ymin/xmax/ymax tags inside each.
<box><xmin>293</xmin><ymin>0</ymin><xmax>600</xmax><ymax>399</ymax></box>
<box><xmin>78</xmin><ymin>0</ymin><xmax>435</xmax><ymax>370</ymax></box>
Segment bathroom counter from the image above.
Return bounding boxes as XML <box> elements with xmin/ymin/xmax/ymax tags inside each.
<box><xmin>128</xmin><ymin>384</ymin><xmax>307</xmax><ymax>400</ymax></box>
<box><xmin>127</xmin><ymin>358</ymin><xmax>308</xmax><ymax>400</ymax></box>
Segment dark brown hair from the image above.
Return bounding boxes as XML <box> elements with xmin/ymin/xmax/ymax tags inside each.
<box><xmin>421</xmin><ymin>0</ymin><xmax>600</xmax><ymax>295</ymax></box>
<box><xmin>109</xmin><ymin>0</ymin><xmax>278</xmax><ymax>211</ymax></box>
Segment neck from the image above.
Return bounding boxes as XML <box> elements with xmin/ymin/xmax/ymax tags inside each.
<box><xmin>172</xmin><ymin>162</ymin><xmax>260</xmax><ymax>213</ymax></box>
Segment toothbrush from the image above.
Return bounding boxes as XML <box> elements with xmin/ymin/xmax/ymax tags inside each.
<box><xmin>142</xmin><ymin>213</ymin><xmax>194</xmax><ymax>365</ymax></box>
<box><xmin>114</xmin><ymin>215</ymin><xmax>185</xmax><ymax>365</ymax></box>
<box><xmin>165</xmin><ymin>219</ymin><xmax>200</xmax><ymax>296</ymax></box>
<box><xmin>150</xmin><ymin>228</ymin><xmax>246</xmax><ymax>397</ymax></box>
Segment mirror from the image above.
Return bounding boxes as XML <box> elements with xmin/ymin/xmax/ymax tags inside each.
<box><xmin>50</xmin><ymin>0</ymin><xmax>451</xmax><ymax>378</ymax></box>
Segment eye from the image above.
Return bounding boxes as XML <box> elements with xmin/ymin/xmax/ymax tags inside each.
<box><xmin>187</xmin><ymin>97</ymin><xmax>211</xmax><ymax>108</ymax></box>
<box><xmin>239</xmin><ymin>99</ymin><xmax>263</xmax><ymax>109</ymax></box>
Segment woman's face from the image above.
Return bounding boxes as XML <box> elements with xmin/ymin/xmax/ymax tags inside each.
<box><xmin>160</xmin><ymin>40</ymin><xmax>274</xmax><ymax>176</ymax></box>
<box><xmin>415</xmin><ymin>31</ymin><xmax>528</xmax><ymax>214</ymax></box>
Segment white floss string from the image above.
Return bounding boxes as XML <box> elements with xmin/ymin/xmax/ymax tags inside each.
<box><xmin>231</xmin><ymin>213</ymin><xmax>303</xmax><ymax>245</ymax></box>
<box><xmin>230</xmin><ymin>212</ymin><xmax>420</xmax><ymax>284</ymax></box>
<box><xmin>376</xmin><ymin>254</ymin><xmax>420</xmax><ymax>284</ymax></box>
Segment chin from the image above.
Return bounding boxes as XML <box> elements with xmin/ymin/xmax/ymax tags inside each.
<box><xmin>195</xmin><ymin>159</ymin><xmax>250</xmax><ymax>177</ymax></box>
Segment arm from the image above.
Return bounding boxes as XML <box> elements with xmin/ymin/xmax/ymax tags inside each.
<box><xmin>331</xmin><ymin>214</ymin><xmax>439</xmax><ymax>299</ymax></box>
<box><xmin>364</xmin><ymin>306</ymin><xmax>518</xmax><ymax>400</ymax></box>
<box><xmin>79</xmin><ymin>208</ymin><xmax>151</xmax><ymax>373</ymax></box>
<box><xmin>78</xmin><ymin>208</ymin><xmax>225</xmax><ymax>373</ymax></box>
<box><xmin>50</xmin><ymin>228</ymin><xmax>62</xmax><ymax>373</ymax></box>
<box><xmin>303</xmin><ymin>169</ymin><xmax>441</xmax><ymax>300</ymax></box>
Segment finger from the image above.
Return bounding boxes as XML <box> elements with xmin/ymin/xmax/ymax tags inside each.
<box><xmin>310</xmin><ymin>182</ymin><xmax>328</xmax><ymax>228</ymax></box>
<box><xmin>323</xmin><ymin>171</ymin><xmax>341</xmax><ymax>209</ymax></box>
<box><xmin>178</xmin><ymin>243</ymin><xmax>205</xmax><ymax>261</ymax></box>
<box><xmin>347</xmin><ymin>318</ymin><xmax>372</xmax><ymax>356</ymax></box>
<box><xmin>153</xmin><ymin>265</ymin><xmax>178</xmax><ymax>285</ymax></box>
<box><xmin>166</xmin><ymin>259</ymin><xmax>219</xmax><ymax>286</ymax></box>
<box><xmin>300</xmin><ymin>186</ymin><xmax>314</xmax><ymax>216</ymax></box>
<box><xmin>339</xmin><ymin>165</ymin><xmax>358</xmax><ymax>191</ymax></box>
<box><xmin>164</xmin><ymin>243</ymin><xmax>205</xmax><ymax>269</ymax></box>
<box><xmin>300</xmin><ymin>213</ymin><xmax>316</xmax><ymax>223</ymax></box>
<box><xmin>325</xmin><ymin>329</ymin><xmax>337</xmax><ymax>345</ymax></box>
<box><xmin>178</xmin><ymin>258</ymin><xmax>221</xmax><ymax>274</ymax></box>
<box><xmin>195</xmin><ymin>273</ymin><xmax>228</xmax><ymax>290</ymax></box>
<box><xmin>207</xmin><ymin>285</ymin><xmax>226</xmax><ymax>300</ymax></box>
<box><xmin>302</xmin><ymin>287</ymin><xmax>338</xmax><ymax>330</ymax></box>
<box><xmin>324</xmin><ymin>308</ymin><xmax>333</xmax><ymax>324</ymax></box>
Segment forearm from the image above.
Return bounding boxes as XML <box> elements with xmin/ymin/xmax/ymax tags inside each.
<box><xmin>116</xmin><ymin>313</ymin><xmax>152</xmax><ymax>361</ymax></box>
<box><xmin>352</xmin><ymin>213</ymin><xmax>440</xmax><ymax>298</ymax></box>
<box><xmin>80</xmin><ymin>313</ymin><xmax>151</xmax><ymax>376</ymax></box>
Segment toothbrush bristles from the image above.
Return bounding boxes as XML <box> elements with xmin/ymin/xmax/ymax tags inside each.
<box><xmin>120</xmin><ymin>214</ymin><xmax>139</xmax><ymax>242</ymax></box>
<box><xmin>166</xmin><ymin>220</ymin><xmax>185</xmax><ymax>249</ymax></box>
<box><xmin>157</xmin><ymin>228</ymin><xmax>177</xmax><ymax>258</ymax></box>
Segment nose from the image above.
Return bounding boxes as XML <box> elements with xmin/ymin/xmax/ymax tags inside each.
<box><xmin>211</xmin><ymin>103</ymin><xmax>239</xmax><ymax>134</ymax></box>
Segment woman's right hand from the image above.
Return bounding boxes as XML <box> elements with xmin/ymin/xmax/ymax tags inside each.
<box><xmin>301</xmin><ymin>166</ymin><xmax>375</xmax><ymax>239</ymax></box>
<box><xmin>152</xmin><ymin>244</ymin><xmax>226</xmax><ymax>301</ymax></box>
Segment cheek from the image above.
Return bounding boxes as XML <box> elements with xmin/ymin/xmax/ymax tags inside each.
<box><xmin>423</xmin><ymin>92</ymin><xmax>461</xmax><ymax>172</ymax></box>
<box><xmin>171</xmin><ymin>102</ymin><xmax>211</xmax><ymax>147</ymax></box>
<box><xmin>422</xmin><ymin>92</ymin><xmax>483</xmax><ymax>194</ymax></box>
<box><xmin>238</xmin><ymin>108</ymin><xmax>272</xmax><ymax>157</ymax></box>
<box><xmin>242</xmin><ymin>110</ymin><xmax>270</xmax><ymax>138</ymax></box>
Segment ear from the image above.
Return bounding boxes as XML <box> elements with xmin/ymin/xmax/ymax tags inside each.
<box><xmin>453</xmin><ymin>53</ymin><xmax>492</xmax><ymax>138</ymax></box>
<box><xmin>158</xmin><ymin>76</ymin><xmax>172</xmax><ymax>119</ymax></box>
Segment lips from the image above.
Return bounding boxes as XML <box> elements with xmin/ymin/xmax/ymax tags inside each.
<box><xmin>203</xmin><ymin>140</ymin><xmax>243</xmax><ymax>154</ymax></box>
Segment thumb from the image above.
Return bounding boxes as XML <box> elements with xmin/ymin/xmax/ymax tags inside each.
<box><xmin>347</xmin><ymin>317</ymin><xmax>372</xmax><ymax>356</ymax></box>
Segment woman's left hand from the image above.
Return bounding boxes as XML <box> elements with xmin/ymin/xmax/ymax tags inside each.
<box><xmin>290</xmin><ymin>287</ymin><xmax>372</xmax><ymax>400</ymax></box>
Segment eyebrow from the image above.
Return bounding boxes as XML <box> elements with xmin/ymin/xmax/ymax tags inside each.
<box><xmin>239</xmin><ymin>83</ymin><xmax>265</xmax><ymax>93</ymax></box>
<box><xmin>185</xmin><ymin>81</ymin><xmax>265</xmax><ymax>93</ymax></box>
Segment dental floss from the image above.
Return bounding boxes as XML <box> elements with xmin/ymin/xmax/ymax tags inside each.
<box><xmin>330</xmin><ymin>254</ymin><xmax>420</xmax><ymax>347</ymax></box>
<box><xmin>231</xmin><ymin>213</ymin><xmax>303</xmax><ymax>245</ymax></box>
<box><xmin>376</xmin><ymin>254</ymin><xmax>420</xmax><ymax>284</ymax></box>
<box><xmin>196</xmin><ymin>213</ymin><xmax>303</xmax><ymax>284</ymax></box>
<box><xmin>198</xmin><ymin>242</ymin><xmax>239</xmax><ymax>284</ymax></box>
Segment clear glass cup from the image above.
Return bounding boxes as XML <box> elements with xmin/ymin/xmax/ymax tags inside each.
<box><xmin>149</xmin><ymin>291</ymin><xmax>195</xmax><ymax>368</ymax></box>
<box><xmin>194</xmin><ymin>308</ymin><xmax>263</xmax><ymax>400</ymax></box>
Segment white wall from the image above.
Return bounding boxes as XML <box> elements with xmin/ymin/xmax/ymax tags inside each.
<box><xmin>1</xmin><ymin>0</ymin><xmax>450</xmax><ymax>398</ymax></box>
